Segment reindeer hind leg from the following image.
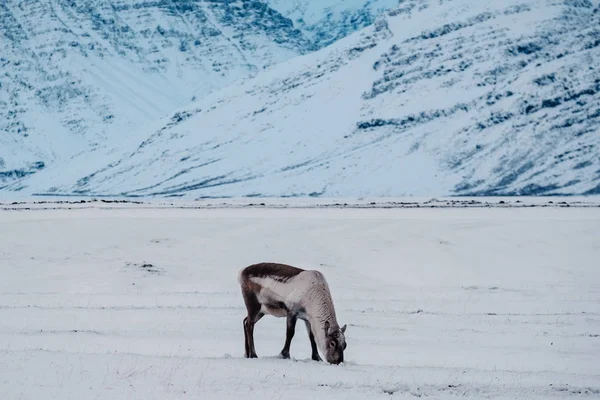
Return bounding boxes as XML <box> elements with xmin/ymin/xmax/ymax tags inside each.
<box><xmin>241</xmin><ymin>285</ymin><xmax>263</xmax><ymax>358</ymax></box>
<box><xmin>243</xmin><ymin>317</ymin><xmax>250</xmax><ymax>358</ymax></box>
<box><xmin>247</xmin><ymin>311</ymin><xmax>264</xmax><ymax>358</ymax></box>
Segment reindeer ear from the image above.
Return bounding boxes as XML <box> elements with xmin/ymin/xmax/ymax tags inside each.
<box><xmin>341</xmin><ymin>324</ymin><xmax>347</xmax><ymax>333</ymax></box>
<box><xmin>324</xmin><ymin>321</ymin><xmax>330</xmax><ymax>335</ymax></box>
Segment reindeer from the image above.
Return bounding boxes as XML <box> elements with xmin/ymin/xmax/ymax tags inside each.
<box><xmin>238</xmin><ymin>262</ymin><xmax>347</xmax><ymax>364</ymax></box>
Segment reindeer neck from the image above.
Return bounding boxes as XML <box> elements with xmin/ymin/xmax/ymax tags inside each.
<box><xmin>303</xmin><ymin>285</ymin><xmax>339</xmax><ymax>343</ymax></box>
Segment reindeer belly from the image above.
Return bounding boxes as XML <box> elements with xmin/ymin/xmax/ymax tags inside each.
<box><xmin>251</xmin><ymin>274</ymin><xmax>309</xmax><ymax>318</ymax></box>
<box><xmin>260</xmin><ymin>302</ymin><xmax>288</xmax><ymax>318</ymax></box>
<box><xmin>255</xmin><ymin>290</ymin><xmax>288</xmax><ymax>317</ymax></box>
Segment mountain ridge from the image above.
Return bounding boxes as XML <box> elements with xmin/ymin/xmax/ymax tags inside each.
<box><xmin>3</xmin><ymin>0</ymin><xmax>600</xmax><ymax>197</ymax></box>
<box><xmin>2</xmin><ymin>0</ymin><xmax>391</xmax><ymax>191</ymax></box>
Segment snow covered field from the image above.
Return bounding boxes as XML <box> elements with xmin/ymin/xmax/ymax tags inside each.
<box><xmin>1</xmin><ymin>203</ymin><xmax>599</xmax><ymax>399</ymax></box>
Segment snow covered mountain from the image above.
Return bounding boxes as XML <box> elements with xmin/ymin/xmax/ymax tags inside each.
<box><xmin>266</xmin><ymin>0</ymin><xmax>400</xmax><ymax>48</ymax></box>
<box><xmin>2</xmin><ymin>0</ymin><xmax>390</xmax><ymax>191</ymax></box>
<box><xmin>4</xmin><ymin>0</ymin><xmax>600</xmax><ymax>197</ymax></box>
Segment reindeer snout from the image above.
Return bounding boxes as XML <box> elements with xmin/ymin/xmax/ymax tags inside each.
<box><xmin>328</xmin><ymin>353</ymin><xmax>343</xmax><ymax>365</ymax></box>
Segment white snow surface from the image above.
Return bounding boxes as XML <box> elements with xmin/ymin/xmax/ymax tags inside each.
<box><xmin>1</xmin><ymin>204</ymin><xmax>599</xmax><ymax>399</ymax></box>
<box><xmin>12</xmin><ymin>0</ymin><xmax>599</xmax><ymax>198</ymax></box>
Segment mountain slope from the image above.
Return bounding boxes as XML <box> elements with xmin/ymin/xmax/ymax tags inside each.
<box><xmin>0</xmin><ymin>0</ymin><xmax>316</xmax><ymax>189</ymax></box>
<box><xmin>8</xmin><ymin>0</ymin><xmax>600</xmax><ymax>197</ymax></box>
<box><xmin>266</xmin><ymin>0</ymin><xmax>401</xmax><ymax>49</ymax></box>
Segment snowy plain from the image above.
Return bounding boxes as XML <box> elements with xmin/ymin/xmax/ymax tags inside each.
<box><xmin>1</xmin><ymin>200</ymin><xmax>599</xmax><ymax>399</ymax></box>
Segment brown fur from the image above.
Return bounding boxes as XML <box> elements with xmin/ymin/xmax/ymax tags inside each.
<box><xmin>240</xmin><ymin>262</ymin><xmax>305</xmax><ymax>284</ymax></box>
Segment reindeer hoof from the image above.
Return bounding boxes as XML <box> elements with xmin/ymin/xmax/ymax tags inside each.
<box><xmin>280</xmin><ymin>351</ymin><xmax>290</xmax><ymax>359</ymax></box>
<box><xmin>312</xmin><ymin>354</ymin><xmax>322</xmax><ymax>362</ymax></box>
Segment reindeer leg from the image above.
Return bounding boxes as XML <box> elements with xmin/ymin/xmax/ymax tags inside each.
<box><xmin>241</xmin><ymin>285</ymin><xmax>263</xmax><ymax>358</ymax></box>
<box><xmin>280</xmin><ymin>314</ymin><xmax>297</xmax><ymax>359</ymax></box>
<box><xmin>243</xmin><ymin>317</ymin><xmax>250</xmax><ymax>358</ymax></box>
<box><xmin>304</xmin><ymin>320</ymin><xmax>322</xmax><ymax>361</ymax></box>
<box><xmin>308</xmin><ymin>330</ymin><xmax>322</xmax><ymax>361</ymax></box>
<box><xmin>247</xmin><ymin>313</ymin><xmax>263</xmax><ymax>358</ymax></box>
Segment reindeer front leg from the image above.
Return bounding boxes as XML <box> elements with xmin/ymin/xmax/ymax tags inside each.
<box><xmin>304</xmin><ymin>320</ymin><xmax>322</xmax><ymax>361</ymax></box>
<box><xmin>280</xmin><ymin>314</ymin><xmax>297</xmax><ymax>359</ymax></box>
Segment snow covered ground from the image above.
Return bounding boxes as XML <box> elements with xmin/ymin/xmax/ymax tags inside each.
<box><xmin>1</xmin><ymin>203</ymin><xmax>599</xmax><ymax>399</ymax></box>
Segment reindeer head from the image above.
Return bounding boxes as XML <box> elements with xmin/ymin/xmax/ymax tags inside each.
<box><xmin>323</xmin><ymin>321</ymin><xmax>347</xmax><ymax>364</ymax></box>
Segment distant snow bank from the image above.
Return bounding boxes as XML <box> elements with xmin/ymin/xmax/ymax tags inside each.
<box><xmin>2</xmin><ymin>196</ymin><xmax>600</xmax><ymax>210</ymax></box>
